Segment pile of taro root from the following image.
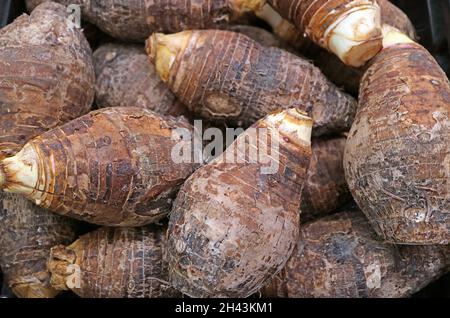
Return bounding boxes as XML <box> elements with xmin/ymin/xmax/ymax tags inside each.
<box><xmin>0</xmin><ymin>0</ymin><xmax>449</xmax><ymax>298</ymax></box>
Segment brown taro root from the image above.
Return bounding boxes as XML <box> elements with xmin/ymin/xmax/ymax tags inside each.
<box><xmin>147</xmin><ymin>30</ymin><xmax>356</xmax><ymax>137</ymax></box>
<box><xmin>0</xmin><ymin>107</ymin><xmax>198</xmax><ymax>227</ymax></box>
<box><xmin>48</xmin><ymin>226</ymin><xmax>180</xmax><ymax>298</ymax></box>
<box><xmin>251</xmin><ymin>0</ymin><xmax>415</xmax><ymax>95</ymax></box>
<box><xmin>261</xmin><ymin>211</ymin><xmax>450</xmax><ymax>298</ymax></box>
<box><xmin>26</xmin><ymin>0</ymin><xmax>249</xmax><ymax>42</ymax></box>
<box><xmin>0</xmin><ymin>192</ymin><xmax>78</xmax><ymax>298</ymax></box>
<box><xmin>263</xmin><ymin>0</ymin><xmax>382</xmax><ymax>66</ymax></box>
<box><xmin>93</xmin><ymin>43</ymin><xmax>187</xmax><ymax>117</ymax></box>
<box><xmin>0</xmin><ymin>2</ymin><xmax>93</xmax><ymax>298</ymax></box>
<box><xmin>167</xmin><ymin>109</ymin><xmax>313</xmax><ymax>298</ymax></box>
<box><xmin>301</xmin><ymin>136</ymin><xmax>350</xmax><ymax>223</ymax></box>
<box><xmin>344</xmin><ymin>26</ymin><xmax>450</xmax><ymax>245</ymax></box>
<box><xmin>0</xmin><ymin>2</ymin><xmax>95</xmax><ymax>158</ymax></box>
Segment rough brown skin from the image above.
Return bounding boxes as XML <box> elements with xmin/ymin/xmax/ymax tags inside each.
<box><xmin>261</xmin><ymin>211</ymin><xmax>450</xmax><ymax>298</ymax></box>
<box><xmin>27</xmin><ymin>0</ymin><xmax>249</xmax><ymax>42</ymax></box>
<box><xmin>93</xmin><ymin>43</ymin><xmax>188</xmax><ymax>117</ymax></box>
<box><xmin>0</xmin><ymin>2</ymin><xmax>95</xmax><ymax>158</ymax></box>
<box><xmin>266</xmin><ymin>0</ymin><xmax>383</xmax><ymax>66</ymax></box>
<box><xmin>344</xmin><ymin>36</ymin><xmax>450</xmax><ymax>244</ymax></box>
<box><xmin>48</xmin><ymin>226</ymin><xmax>180</xmax><ymax>298</ymax></box>
<box><xmin>266</xmin><ymin>0</ymin><xmax>416</xmax><ymax>95</ymax></box>
<box><xmin>148</xmin><ymin>30</ymin><xmax>356</xmax><ymax>137</ymax></box>
<box><xmin>167</xmin><ymin>109</ymin><xmax>312</xmax><ymax>298</ymax></box>
<box><xmin>26</xmin><ymin>0</ymin><xmax>111</xmax><ymax>50</ymax></box>
<box><xmin>0</xmin><ymin>107</ymin><xmax>198</xmax><ymax>227</ymax></box>
<box><xmin>301</xmin><ymin>136</ymin><xmax>350</xmax><ymax>223</ymax></box>
<box><xmin>0</xmin><ymin>2</ymin><xmax>92</xmax><ymax>298</ymax></box>
<box><xmin>0</xmin><ymin>192</ymin><xmax>78</xmax><ymax>298</ymax></box>
<box><xmin>261</xmin><ymin>211</ymin><xmax>449</xmax><ymax>298</ymax></box>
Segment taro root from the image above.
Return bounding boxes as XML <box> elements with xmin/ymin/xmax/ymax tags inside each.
<box><xmin>0</xmin><ymin>1</ymin><xmax>94</xmax><ymax>158</ymax></box>
<box><xmin>301</xmin><ymin>136</ymin><xmax>350</xmax><ymax>223</ymax></box>
<box><xmin>344</xmin><ymin>26</ymin><xmax>450</xmax><ymax>244</ymax></box>
<box><xmin>26</xmin><ymin>0</ymin><xmax>249</xmax><ymax>41</ymax></box>
<box><xmin>0</xmin><ymin>107</ymin><xmax>198</xmax><ymax>227</ymax></box>
<box><xmin>0</xmin><ymin>193</ymin><xmax>78</xmax><ymax>298</ymax></box>
<box><xmin>264</xmin><ymin>0</ymin><xmax>382</xmax><ymax>66</ymax></box>
<box><xmin>147</xmin><ymin>29</ymin><xmax>356</xmax><ymax>136</ymax></box>
<box><xmin>252</xmin><ymin>0</ymin><xmax>416</xmax><ymax>95</ymax></box>
<box><xmin>0</xmin><ymin>2</ymin><xmax>93</xmax><ymax>298</ymax></box>
<box><xmin>93</xmin><ymin>43</ymin><xmax>188</xmax><ymax>117</ymax></box>
<box><xmin>167</xmin><ymin>108</ymin><xmax>312</xmax><ymax>297</ymax></box>
<box><xmin>262</xmin><ymin>210</ymin><xmax>450</xmax><ymax>298</ymax></box>
<box><xmin>48</xmin><ymin>226</ymin><xmax>180</xmax><ymax>298</ymax></box>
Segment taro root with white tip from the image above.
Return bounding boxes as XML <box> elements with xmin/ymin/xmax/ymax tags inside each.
<box><xmin>48</xmin><ymin>226</ymin><xmax>180</xmax><ymax>298</ymax></box>
<box><xmin>0</xmin><ymin>107</ymin><xmax>198</xmax><ymax>227</ymax></box>
<box><xmin>146</xmin><ymin>29</ymin><xmax>356</xmax><ymax>136</ymax></box>
<box><xmin>0</xmin><ymin>2</ymin><xmax>93</xmax><ymax>298</ymax></box>
<box><xmin>344</xmin><ymin>26</ymin><xmax>450</xmax><ymax>244</ymax></box>
<box><xmin>244</xmin><ymin>0</ymin><xmax>415</xmax><ymax>95</ymax></box>
<box><xmin>167</xmin><ymin>108</ymin><xmax>312</xmax><ymax>298</ymax></box>
<box><xmin>265</xmin><ymin>0</ymin><xmax>382</xmax><ymax>66</ymax></box>
<box><xmin>261</xmin><ymin>210</ymin><xmax>450</xmax><ymax>298</ymax></box>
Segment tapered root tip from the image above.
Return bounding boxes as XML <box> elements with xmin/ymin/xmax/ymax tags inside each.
<box><xmin>48</xmin><ymin>245</ymin><xmax>79</xmax><ymax>291</ymax></box>
<box><xmin>264</xmin><ymin>109</ymin><xmax>313</xmax><ymax>145</ymax></box>
<box><xmin>326</xmin><ymin>5</ymin><xmax>382</xmax><ymax>66</ymax></box>
<box><xmin>12</xmin><ymin>283</ymin><xmax>59</xmax><ymax>299</ymax></box>
<box><xmin>146</xmin><ymin>31</ymin><xmax>192</xmax><ymax>82</ymax></box>
<box><xmin>382</xmin><ymin>24</ymin><xmax>414</xmax><ymax>48</ymax></box>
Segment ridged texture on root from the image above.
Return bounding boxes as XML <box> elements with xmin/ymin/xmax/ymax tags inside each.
<box><xmin>93</xmin><ymin>43</ymin><xmax>188</xmax><ymax>117</ymax></box>
<box><xmin>301</xmin><ymin>136</ymin><xmax>350</xmax><ymax>223</ymax></box>
<box><xmin>33</xmin><ymin>0</ymin><xmax>244</xmax><ymax>41</ymax></box>
<box><xmin>167</xmin><ymin>109</ymin><xmax>312</xmax><ymax>297</ymax></box>
<box><xmin>48</xmin><ymin>226</ymin><xmax>180</xmax><ymax>298</ymax></box>
<box><xmin>0</xmin><ymin>2</ymin><xmax>95</xmax><ymax>158</ymax></box>
<box><xmin>265</xmin><ymin>0</ymin><xmax>414</xmax><ymax>95</ymax></box>
<box><xmin>0</xmin><ymin>192</ymin><xmax>78</xmax><ymax>298</ymax></box>
<box><xmin>266</xmin><ymin>0</ymin><xmax>382</xmax><ymax>66</ymax></box>
<box><xmin>261</xmin><ymin>211</ymin><xmax>450</xmax><ymax>298</ymax></box>
<box><xmin>344</xmin><ymin>42</ymin><xmax>450</xmax><ymax>244</ymax></box>
<box><xmin>152</xmin><ymin>30</ymin><xmax>356</xmax><ymax>136</ymax></box>
<box><xmin>5</xmin><ymin>107</ymin><xmax>198</xmax><ymax>226</ymax></box>
<box><xmin>0</xmin><ymin>2</ymin><xmax>92</xmax><ymax>299</ymax></box>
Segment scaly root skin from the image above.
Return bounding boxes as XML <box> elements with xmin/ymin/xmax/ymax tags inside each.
<box><xmin>325</xmin><ymin>5</ymin><xmax>382</xmax><ymax>67</ymax></box>
<box><xmin>381</xmin><ymin>24</ymin><xmax>414</xmax><ymax>48</ymax></box>
<box><xmin>146</xmin><ymin>32</ymin><xmax>191</xmax><ymax>82</ymax></box>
